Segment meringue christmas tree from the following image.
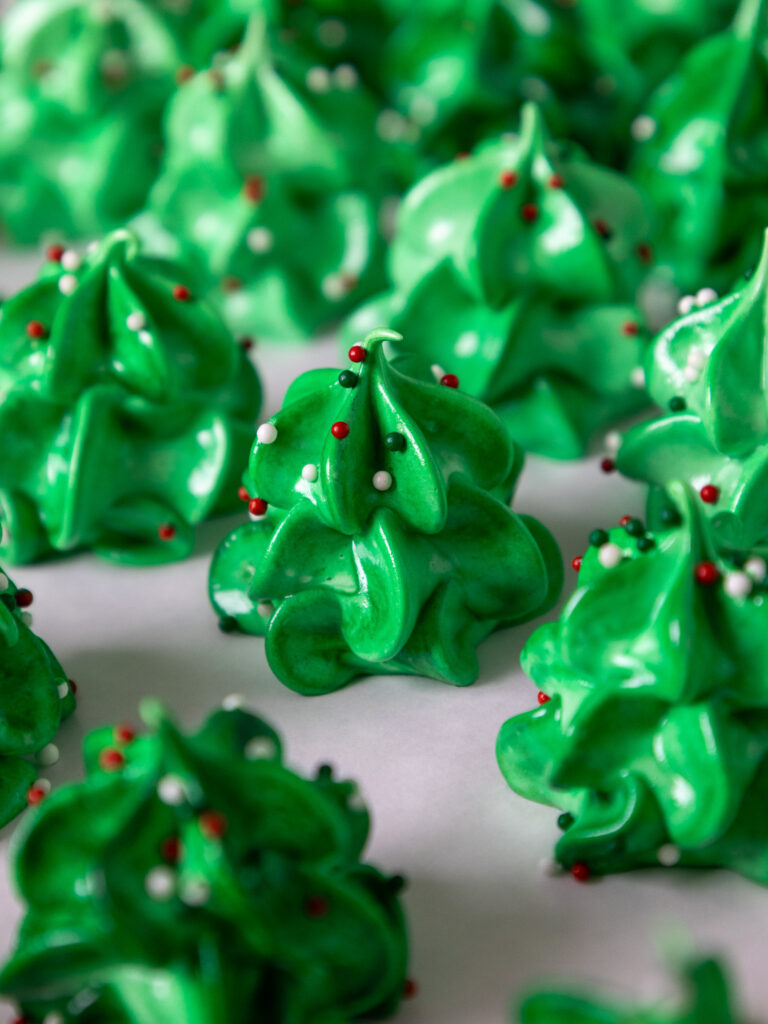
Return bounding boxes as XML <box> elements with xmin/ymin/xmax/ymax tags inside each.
<box><xmin>348</xmin><ymin>104</ymin><xmax>654</xmax><ymax>459</ymax></box>
<box><xmin>0</xmin><ymin>0</ymin><xmax>181</xmax><ymax>242</ymax></box>
<box><xmin>497</xmin><ymin>485</ymin><xmax>768</xmax><ymax>884</ymax></box>
<box><xmin>210</xmin><ymin>329</ymin><xmax>562</xmax><ymax>694</ymax></box>
<box><xmin>139</xmin><ymin>17</ymin><xmax>395</xmax><ymax>342</ymax></box>
<box><xmin>0</xmin><ymin>229</ymin><xmax>261</xmax><ymax>564</ymax></box>
<box><xmin>0</xmin><ymin>567</ymin><xmax>74</xmax><ymax>829</ymax></box>
<box><xmin>0</xmin><ymin>704</ymin><xmax>409</xmax><ymax>1024</ymax></box>
<box><xmin>618</xmin><ymin>230</ymin><xmax>768</xmax><ymax>551</ymax></box>
<box><xmin>630</xmin><ymin>0</ymin><xmax>768</xmax><ymax>292</ymax></box>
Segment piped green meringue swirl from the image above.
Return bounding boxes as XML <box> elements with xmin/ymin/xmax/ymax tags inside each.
<box><xmin>618</xmin><ymin>230</ymin><xmax>768</xmax><ymax>551</ymax></box>
<box><xmin>630</xmin><ymin>0</ymin><xmax>768</xmax><ymax>292</ymax></box>
<box><xmin>348</xmin><ymin>104</ymin><xmax>653</xmax><ymax>459</ymax></box>
<box><xmin>210</xmin><ymin>328</ymin><xmax>561</xmax><ymax>693</ymax></box>
<box><xmin>0</xmin><ymin>566</ymin><xmax>73</xmax><ymax>829</ymax></box>
<box><xmin>0</xmin><ymin>0</ymin><xmax>183</xmax><ymax>243</ymax></box>
<box><xmin>498</xmin><ymin>485</ymin><xmax>768</xmax><ymax>883</ymax></box>
<box><xmin>0</xmin><ymin>703</ymin><xmax>408</xmax><ymax>1024</ymax></box>
<box><xmin>518</xmin><ymin>958</ymin><xmax>740</xmax><ymax>1024</ymax></box>
<box><xmin>0</xmin><ymin>229</ymin><xmax>261</xmax><ymax>565</ymax></box>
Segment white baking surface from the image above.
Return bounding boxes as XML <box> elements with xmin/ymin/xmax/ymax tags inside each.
<box><xmin>1</xmin><ymin>249</ymin><xmax>767</xmax><ymax>1024</ymax></box>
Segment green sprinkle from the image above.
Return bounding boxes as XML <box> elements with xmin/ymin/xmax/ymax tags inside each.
<box><xmin>384</xmin><ymin>431</ymin><xmax>406</xmax><ymax>452</ymax></box>
<box><xmin>636</xmin><ymin>537</ymin><xmax>655</xmax><ymax>552</ymax></box>
<box><xmin>557</xmin><ymin>812</ymin><xmax>574</xmax><ymax>831</ymax></box>
<box><xmin>218</xmin><ymin>616</ymin><xmax>238</xmax><ymax>634</ymax></box>
<box><xmin>659</xmin><ymin>506</ymin><xmax>681</xmax><ymax>527</ymax></box>
<box><xmin>338</xmin><ymin>370</ymin><xmax>358</xmax><ymax>388</ymax></box>
<box><xmin>589</xmin><ymin>529</ymin><xmax>609</xmax><ymax>547</ymax></box>
<box><xmin>625</xmin><ymin>518</ymin><xmax>644</xmax><ymax>537</ymax></box>
<box><xmin>669</xmin><ymin>396</ymin><xmax>686</xmax><ymax>412</ymax></box>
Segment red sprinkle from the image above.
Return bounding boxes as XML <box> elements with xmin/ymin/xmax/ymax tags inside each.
<box><xmin>249</xmin><ymin>498</ymin><xmax>268</xmax><ymax>516</ymax></box>
<box><xmin>695</xmin><ymin>561</ymin><xmax>720</xmax><ymax>586</ymax></box>
<box><xmin>594</xmin><ymin>218</ymin><xmax>611</xmax><ymax>239</ymax></box>
<box><xmin>239</xmin><ymin>336</ymin><xmax>254</xmax><ymax>350</ymax></box>
<box><xmin>222</xmin><ymin>276</ymin><xmax>242</xmax><ymax>293</ymax></box>
<box><xmin>99</xmin><ymin>748</ymin><xmax>125</xmax><ymax>772</ymax></box>
<box><xmin>549</xmin><ymin>173</ymin><xmax>564</xmax><ymax>188</ymax></box>
<box><xmin>600</xmin><ymin>458</ymin><xmax>616</xmax><ymax>473</ymax></box>
<box><xmin>172</xmin><ymin>284</ymin><xmax>192</xmax><ymax>302</ymax></box>
<box><xmin>637</xmin><ymin>242</ymin><xmax>653</xmax><ymax>264</ymax></box>
<box><xmin>700</xmin><ymin>484</ymin><xmax>719</xmax><ymax>504</ymax></box>
<box><xmin>619</xmin><ymin>515</ymin><xmax>632</xmax><ymax>527</ymax></box>
<box><xmin>571</xmin><ymin>862</ymin><xmax>591</xmax><ymax>883</ymax></box>
<box><xmin>176</xmin><ymin>64</ymin><xmax>195</xmax><ymax>84</ymax></box>
<box><xmin>499</xmin><ymin>170</ymin><xmax>519</xmax><ymax>189</ymax></box>
<box><xmin>348</xmin><ymin>345</ymin><xmax>366</xmax><ymax>363</ymax></box>
<box><xmin>537</xmin><ymin>692</ymin><xmax>551</xmax><ymax>705</ymax></box>
<box><xmin>304</xmin><ymin>895</ymin><xmax>330</xmax><ymax>918</ymax></box>
<box><xmin>440</xmin><ymin>373</ymin><xmax>459</xmax><ymax>389</ymax></box>
<box><xmin>571</xmin><ymin>555</ymin><xmax>583</xmax><ymax>572</ymax></box>
<box><xmin>238</xmin><ymin>486</ymin><xmax>250</xmax><ymax>502</ymax></box>
<box><xmin>69</xmin><ymin>679</ymin><xmax>78</xmax><ymax>695</ymax></box>
<box><xmin>26</xmin><ymin>321</ymin><xmax>47</xmax><ymax>340</ymax></box>
<box><xmin>244</xmin><ymin>175</ymin><xmax>265</xmax><ymax>203</ymax></box>
<box><xmin>15</xmin><ymin>588</ymin><xmax>33</xmax><ymax>608</ymax></box>
<box><xmin>331</xmin><ymin>421</ymin><xmax>350</xmax><ymax>440</ymax></box>
<box><xmin>158</xmin><ymin>524</ymin><xmax>176</xmax><ymax>541</ymax></box>
<box><xmin>161</xmin><ymin>836</ymin><xmax>182</xmax><ymax>863</ymax></box>
<box><xmin>403</xmin><ymin>979</ymin><xmax>418</xmax><ymax>999</ymax></box>
<box><xmin>622</xmin><ymin>322</ymin><xmax>640</xmax><ymax>336</ymax></box>
<box><xmin>114</xmin><ymin>724</ymin><xmax>135</xmax><ymax>745</ymax></box>
<box><xmin>521</xmin><ymin>203</ymin><xmax>539</xmax><ymax>222</ymax></box>
<box><xmin>26</xmin><ymin>786</ymin><xmax>46</xmax><ymax>806</ymax></box>
<box><xmin>199</xmin><ymin>810</ymin><xmax>228</xmax><ymax>840</ymax></box>
<box><xmin>46</xmin><ymin>244</ymin><xmax>65</xmax><ymax>263</ymax></box>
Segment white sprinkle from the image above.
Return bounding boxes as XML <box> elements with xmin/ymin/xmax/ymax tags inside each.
<box><xmin>249</xmin><ymin>509</ymin><xmax>267</xmax><ymax>522</ymax></box>
<box><xmin>157</xmin><ymin>774</ymin><xmax>187</xmax><ymax>806</ymax></box>
<box><xmin>677</xmin><ymin>295</ymin><xmax>695</xmax><ymax>316</ymax></box>
<box><xmin>333</xmin><ymin>63</ymin><xmax>358</xmax><ymax>90</ymax></box>
<box><xmin>138</xmin><ymin>330</ymin><xmax>152</xmax><ymax>345</ymax></box>
<box><xmin>683</xmin><ymin>365</ymin><xmax>700</xmax><ymax>383</ymax></box>
<box><xmin>256</xmin><ymin>601</ymin><xmax>274</xmax><ymax>618</ymax></box>
<box><xmin>86</xmin><ymin>240</ymin><xmax>99</xmax><ymax>254</ymax></box>
<box><xmin>145</xmin><ymin>866</ymin><xmax>176</xmax><ymax>901</ymax></box>
<box><xmin>306</xmin><ymin>66</ymin><xmax>332</xmax><ymax>93</ymax></box>
<box><xmin>540</xmin><ymin>857</ymin><xmax>564</xmax><ymax>877</ymax></box>
<box><xmin>724</xmin><ymin>571</ymin><xmax>753</xmax><ymax>600</ymax></box>
<box><xmin>604</xmin><ymin>431</ymin><xmax>622</xmax><ymax>453</ymax></box>
<box><xmin>373</xmin><ymin>470</ymin><xmax>393</xmax><ymax>492</ymax></box>
<box><xmin>222</xmin><ymin>693</ymin><xmax>245</xmax><ymax>711</ymax></box>
<box><xmin>686</xmin><ymin>349</ymin><xmax>706</xmax><ymax>370</ymax></box>
<box><xmin>180</xmin><ymin>878</ymin><xmax>210</xmax><ymax>906</ymax></box>
<box><xmin>59</xmin><ymin>274</ymin><xmax>77</xmax><ymax>295</ymax></box>
<box><xmin>348</xmin><ymin>789</ymin><xmax>366</xmax><ymax>811</ymax></box>
<box><xmin>0</xmin><ymin>572</ymin><xmax>8</xmax><ymax>590</ymax></box>
<box><xmin>430</xmin><ymin>363</ymin><xmax>446</xmax><ymax>382</ymax></box>
<box><xmin>631</xmin><ymin>114</ymin><xmax>657</xmax><ymax>141</ymax></box>
<box><xmin>598</xmin><ymin>543</ymin><xmax>624</xmax><ymax>569</ymax></box>
<box><xmin>246</xmin><ymin>226</ymin><xmax>274</xmax><ymax>254</ymax></box>
<box><xmin>43</xmin><ymin>1013</ymin><xmax>65</xmax><ymax>1024</ymax></box>
<box><xmin>60</xmin><ymin>249</ymin><xmax>81</xmax><ymax>271</ymax></box>
<box><xmin>745</xmin><ymin>556</ymin><xmax>767</xmax><ymax>582</ymax></box>
<box><xmin>126</xmin><ymin>311</ymin><xmax>146</xmax><ymax>331</ymax></box>
<box><xmin>302</xmin><ymin>464</ymin><xmax>318</xmax><ymax>483</ymax></box>
<box><xmin>21</xmin><ymin>611</ymin><xmax>33</xmax><ymax>627</ymax></box>
<box><xmin>244</xmin><ymin>735</ymin><xmax>277</xmax><ymax>760</ymax></box>
<box><xmin>317</xmin><ymin>17</ymin><xmax>347</xmax><ymax>47</ymax></box>
<box><xmin>409</xmin><ymin>92</ymin><xmax>438</xmax><ymax>126</ymax></box>
<box><xmin>36</xmin><ymin>777</ymin><xmax>52</xmax><ymax>794</ymax></box>
<box><xmin>696</xmin><ymin>287</ymin><xmax>718</xmax><ymax>307</ymax></box>
<box><xmin>631</xmin><ymin>366</ymin><xmax>646</xmax><ymax>389</ymax></box>
<box><xmin>657</xmin><ymin>843</ymin><xmax>681</xmax><ymax>867</ymax></box>
<box><xmin>57</xmin><ymin>681</ymin><xmax>70</xmax><ymax>699</ymax></box>
<box><xmin>38</xmin><ymin>743</ymin><xmax>60</xmax><ymax>767</ymax></box>
<box><xmin>321</xmin><ymin>274</ymin><xmax>347</xmax><ymax>300</ymax></box>
<box><xmin>256</xmin><ymin>423</ymin><xmax>278</xmax><ymax>445</ymax></box>
<box><xmin>376</xmin><ymin>109</ymin><xmax>409</xmax><ymax>142</ymax></box>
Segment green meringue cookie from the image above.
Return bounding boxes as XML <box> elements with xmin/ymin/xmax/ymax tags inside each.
<box><xmin>0</xmin><ymin>0</ymin><xmax>183</xmax><ymax>243</ymax></box>
<box><xmin>0</xmin><ymin>703</ymin><xmax>409</xmax><ymax>1024</ymax></box>
<box><xmin>138</xmin><ymin>17</ymin><xmax>394</xmax><ymax>342</ymax></box>
<box><xmin>0</xmin><ymin>228</ymin><xmax>261</xmax><ymax>565</ymax></box>
<box><xmin>0</xmin><ymin>567</ymin><xmax>74</xmax><ymax>830</ymax></box>
<box><xmin>210</xmin><ymin>328</ymin><xmax>562</xmax><ymax>694</ymax></box>
<box><xmin>630</xmin><ymin>0</ymin><xmax>768</xmax><ymax>293</ymax></box>
<box><xmin>518</xmin><ymin>958</ymin><xmax>740</xmax><ymax>1024</ymax></box>
<box><xmin>618</xmin><ymin>230</ymin><xmax>768</xmax><ymax>550</ymax></box>
<box><xmin>498</xmin><ymin>484</ymin><xmax>768</xmax><ymax>883</ymax></box>
<box><xmin>347</xmin><ymin>104</ymin><xmax>653</xmax><ymax>459</ymax></box>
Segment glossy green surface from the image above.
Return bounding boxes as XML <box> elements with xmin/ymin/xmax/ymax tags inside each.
<box><xmin>210</xmin><ymin>328</ymin><xmax>562</xmax><ymax>693</ymax></box>
<box><xmin>630</xmin><ymin>0</ymin><xmax>768</xmax><ymax>292</ymax></box>
<box><xmin>618</xmin><ymin>230</ymin><xmax>768</xmax><ymax>550</ymax></box>
<box><xmin>0</xmin><ymin>566</ymin><xmax>73</xmax><ymax>830</ymax></box>
<box><xmin>519</xmin><ymin>959</ymin><xmax>740</xmax><ymax>1024</ymax></box>
<box><xmin>498</xmin><ymin>485</ymin><xmax>768</xmax><ymax>882</ymax></box>
<box><xmin>0</xmin><ymin>0</ymin><xmax>182</xmax><ymax>243</ymax></box>
<box><xmin>0</xmin><ymin>229</ymin><xmax>261</xmax><ymax>565</ymax></box>
<box><xmin>138</xmin><ymin>18</ymin><xmax>393</xmax><ymax>343</ymax></box>
<box><xmin>347</xmin><ymin>105</ymin><xmax>653</xmax><ymax>459</ymax></box>
<box><xmin>0</xmin><ymin>703</ymin><xmax>408</xmax><ymax>1024</ymax></box>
